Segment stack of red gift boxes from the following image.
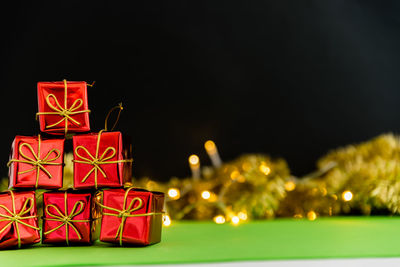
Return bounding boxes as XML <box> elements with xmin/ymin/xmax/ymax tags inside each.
<box><xmin>1</xmin><ymin>80</ymin><xmax>165</xmax><ymax>249</ymax></box>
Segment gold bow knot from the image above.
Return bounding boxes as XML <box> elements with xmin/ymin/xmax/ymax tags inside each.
<box><xmin>0</xmin><ymin>191</ymin><xmax>39</xmax><ymax>248</ymax></box>
<box><xmin>36</xmin><ymin>79</ymin><xmax>91</xmax><ymax>134</ymax></box>
<box><xmin>73</xmin><ymin>130</ymin><xmax>133</xmax><ymax>189</ymax></box>
<box><xmin>95</xmin><ymin>187</ymin><xmax>163</xmax><ymax>246</ymax></box>
<box><xmin>43</xmin><ymin>192</ymin><xmax>89</xmax><ymax>245</ymax></box>
<box><xmin>7</xmin><ymin>135</ymin><xmax>62</xmax><ymax>188</ymax></box>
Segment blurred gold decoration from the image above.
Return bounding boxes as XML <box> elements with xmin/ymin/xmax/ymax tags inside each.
<box><xmin>135</xmin><ymin>140</ymin><xmax>292</xmax><ymax>223</ymax></box>
<box><xmin>2</xmin><ymin>134</ymin><xmax>400</xmax><ymax>225</ymax></box>
<box><xmin>133</xmin><ymin>134</ymin><xmax>400</xmax><ymax>224</ymax></box>
<box><xmin>314</xmin><ymin>133</ymin><xmax>400</xmax><ymax>215</ymax></box>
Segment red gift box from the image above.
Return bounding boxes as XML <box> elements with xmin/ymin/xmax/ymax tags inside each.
<box><xmin>73</xmin><ymin>131</ymin><xmax>133</xmax><ymax>189</ymax></box>
<box><xmin>0</xmin><ymin>191</ymin><xmax>40</xmax><ymax>249</ymax></box>
<box><xmin>8</xmin><ymin>135</ymin><xmax>64</xmax><ymax>189</ymax></box>
<box><xmin>92</xmin><ymin>187</ymin><xmax>164</xmax><ymax>246</ymax></box>
<box><xmin>42</xmin><ymin>192</ymin><xmax>92</xmax><ymax>245</ymax></box>
<box><xmin>36</xmin><ymin>80</ymin><xmax>90</xmax><ymax>135</ymax></box>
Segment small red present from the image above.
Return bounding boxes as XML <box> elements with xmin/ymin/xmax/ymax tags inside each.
<box><xmin>92</xmin><ymin>187</ymin><xmax>164</xmax><ymax>246</ymax></box>
<box><xmin>0</xmin><ymin>191</ymin><xmax>40</xmax><ymax>249</ymax></box>
<box><xmin>8</xmin><ymin>135</ymin><xmax>64</xmax><ymax>189</ymax></box>
<box><xmin>42</xmin><ymin>192</ymin><xmax>92</xmax><ymax>245</ymax></box>
<box><xmin>73</xmin><ymin>130</ymin><xmax>133</xmax><ymax>189</ymax></box>
<box><xmin>36</xmin><ymin>80</ymin><xmax>90</xmax><ymax>135</ymax></box>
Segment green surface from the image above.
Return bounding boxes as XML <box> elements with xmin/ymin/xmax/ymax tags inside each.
<box><xmin>2</xmin><ymin>217</ymin><xmax>400</xmax><ymax>267</ymax></box>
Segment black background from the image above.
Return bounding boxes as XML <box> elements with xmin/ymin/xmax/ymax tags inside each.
<box><xmin>1</xmin><ymin>1</ymin><xmax>400</xmax><ymax>181</ymax></box>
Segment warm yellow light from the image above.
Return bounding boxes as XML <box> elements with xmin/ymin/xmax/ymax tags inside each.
<box><xmin>231</xmin><ymin>216</ymin><xmax>240</xmax><ymax>225</ymax></box>
<box><xmin>163</xmin><ymin>215</ymin><xmax>171</xmax><ymax>227</ymax></box>
<box><xmin>189</xmin><ymin>154</ymin><xmax>200</xmax><ymax>165</ymax></box>
<box><xmin>204</xmin><ymin>140</ymin><xmax>216</xmax><ymax>153</ymax></box>
<box><xmin>214</xmin><ymin>215</ymin><xmax>225</xmax><ymax>224</ymax></box>
<box><xmin>342</xmin><ymin>190</ymin><xmax>353</xmax><ymax>202</ymax></box>
<box><xmin>307</xmin><ymin>211</ymin><xmax>317</xmax><ymax>221</ymax></box>
<box><xmin>259</xmin><ymin>164</ymin><xmax>271</xmax><ymax>175</ymax></box>
<box><xmin>242</xmin><ymin>162</ymin><xmax>251</xmax><ymax>171</ymax></box>
<box><xmin>168</xmin><ymin>188</ymin><xmax>180</xmax><ymax>200</ymax></box>
<box><xmin>237</xmin><ymin>176</ymin><xmax>246</xmax><ymax>183</ymax></box>
<box><xmin>201</xmin><ymin>190</ymin><xmax>211</xmax><ymax>200</ymax></box>
<box><xmin>284</xmin><ymin>181</ymin><xmax>296</xmax><ymax>191</ymax></box>
<box><xmin>238</xmin><ymin>211</ymin><xmax>247</xmax><ymax>221</ymax></box>
<box><xmin>230</xmin><ymin>170</ymin><xmax>240</xmax><ymax>180</ymax></box>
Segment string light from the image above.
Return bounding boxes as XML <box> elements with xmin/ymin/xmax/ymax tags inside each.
<box><xmin>259</xmin><ymin>163</ymin><xmax>271</xmax><ymax>175</ymax></box>
<box><xmin>163</xmin><ymin>215</ymin><xmax>171</xmax><ymax>227</ymax></box>
<box><xmin>168</xmin><ymin>188</ymin><xmax>180</xmax><ymax>200</ymax></box>
<box><xmin>242</xmin><ymin>162</ymin><xmax>251</xmax><ymax>171</ymax></box>
<box><xmin>342</xmin><ymin>190</ymin><xmax>353</xmax><ymax>202</ymax></box>
<box><xmin>214</xmin><ymin>215</ymin><xmax>225</xmax><ymax>224</ymax></box>
<box><xmin>284</xmin><ymin>181</ymin><xmax>296</xmax><ymax>191</ymax></box>
<box><xmin>201</xmin><ymin>190</ymin><xmax>211</xmax><ymax>200</ymax></box>
<box><xmin>204</xmin><ymin>140</ymin><xmax>222</xmax><ymax>168</ymax></box>
<box><xmin>230</xmin><ymin>170</ymin><xmax>240</xmax><ymax>180</ymax></box>
<box><xmin>189</xmin><ymin>154</ymin><xmax>199</xmax><ymax>165</ymax></box>
<box><xmin>231</xmin><ymin>216</ymin><xmax>240</xmax><ymax>225</ymax></box>
<box><xmin>307</xmin><ymin>211</ymin><xmax>317</xmax><ymax>221</ymax></box>
<box><xmin>188</xmin><ymin>154</ymin><xmax>200</xmax><ymax>180</ymax></box>
<box><xmin>238</xmin><ymin>211</ymin><xmax>247</xmax><ymax>220</ymax></box>
<box><xmin>133</xmin><ymin>154</ymin><xmax>292</xmax><ymax>222</ymax></box>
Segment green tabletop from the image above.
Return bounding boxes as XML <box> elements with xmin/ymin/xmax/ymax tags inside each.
<box><xmin>2</xmin><ymin>217</ymin><xmax>400</xmax><ymax>267</ymax></box>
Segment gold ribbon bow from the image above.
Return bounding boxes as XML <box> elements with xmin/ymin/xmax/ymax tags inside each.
<box><xmin>36</xmin><ymin>79</ymin><xmax>91</xmax><ymax>134</ymax></box>
<box><xmin>7</xmin><ymin>135</ymin><xmax>62</xmax><ymax>188</ymax></box>
<box><xmin>43</xmin><ymin>192</ymin><xmax>89</xmax><ymax>245</ymax></box>
<box><xmin>95</xmin><ymin>187</ymin><xmax>163</xmax><ymax>246</ymax></box>
<box><xmin>0</xmin><ymin>191</ymin><xmax>39</xmax><ymax>248</ymax></box>
<box><xmin>73</xmin><ymin>130</ymin><xmax>133</xmax><ymax>189</ymax></box>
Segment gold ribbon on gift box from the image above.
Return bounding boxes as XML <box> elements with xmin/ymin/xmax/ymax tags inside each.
<box><xmin>36</xmin><ymin>79</ymin><xmax>91</xmax><ymax>134</ymax></box>
<box><xmin>43</xmin><ymin>192</ymin><xmax>90</xmax><ymax>245</ymax></box>
<box><xmin>7</xmin><ymin>135</ymin><xmax>62</xmax><ymax>188</ymax></box>
<box><xmin>73</xmin><ymin>130</ymin><xmax>133</xmax><ymax>189</ymax></box>
<box><xmin>0</xmin><ymin>191</ymin><xmax>39</xmax><ymax>248</ymax></box>
<box><xmin>73</xmin><ymin>104</ymin><xmax>133</xmax><ymax>189</ymax></box>
<box><xmin>95</xmin><ymin>187</ymin><xmax>164</xmax><ymax>246</ymax></box>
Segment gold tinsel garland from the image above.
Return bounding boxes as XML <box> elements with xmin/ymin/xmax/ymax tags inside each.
<box><xmin>2</xmin><ymin>134</ymin><xmax>400</xmax><ymax>226</ymax></box>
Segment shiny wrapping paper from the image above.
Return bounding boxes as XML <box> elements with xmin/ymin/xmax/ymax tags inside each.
<box><xmin>42</xmin><ymin>192</ymin><xmax>92</xmax><ymax>245</ymax></box>
<box><xmin>92</xmin><ymin>188</ymin><xmax>164</xmax><ymax>246</ymax></box>
<box><xmin>0</xmin><ymin>191</ymin><xmax>40</xmax><ymax>249</ymax></box>
<box><xmin>37</xmin><ymin>81</ymin><xmax>90</xmax><ymax>135</ymax></box>
<box><xmin>73</xmin><ymin>131</ymin><xmax>132</xmax><ymax>189</ymax></box>
<box><xmin>8</xmin><ymin>136</ymin><xmax>64</xmax><ymax>189</ymax></box>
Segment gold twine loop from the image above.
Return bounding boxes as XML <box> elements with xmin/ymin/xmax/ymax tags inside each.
<box><xmin>104</xmin><ymin>103</ymin><xmax>123</xmax><ymax>132</ymax></box>
<box><xmin>95</xmin><ymin>187</ymin><xmax>164</xmax><ymax>246</ymax></box>
<box><xmin>36</xmin><ymin>79</ymin><xmax>91</xmax><ymax>134</ymax></box>
<box><xmin>73</xmin><ymin>130</ymin><xmax>133</xmax><ymax>189</ymax></box>
<box><xmin>7</xmin><ymin>135</ymin><xmax>62</xmax><ymax>188</ymax></box>
<box><xmin>43</xmin><ymin>192</ymin><xmax>89</xmax><ymax>245</ymax></box>
<box><xmin>0</xmin><ymin>191</ymin><xmax>39</xmax><ymax>248</ymax></box>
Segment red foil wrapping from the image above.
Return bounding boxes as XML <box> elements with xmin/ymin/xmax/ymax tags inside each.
<box><xmin>92</xmin><ymin>188</ymin><xmax>164</xmax><ymax>246</ymax></box>
<box><xmin>37</xmin><ymin>81</ymin><xmax>90</xmax><ymax>135</ymax></box>
<box><xmin>0</xmin><ymin>191</ymin><xmax>40</xmax><ymax>249</ymax></box>
<box><xmin>8</xmin><ymin>136</ymin><xmax>64</xmax><ymax>189</ymax></box>
<box><xmin>73</xmin><ymin>131</ymin><xmax>132</xmax><ymax>189</ymax></box>
<box><xmin>42</xmin><ymin>192</ymin><xmax>92</xmax><ymax>245</ymax></box>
